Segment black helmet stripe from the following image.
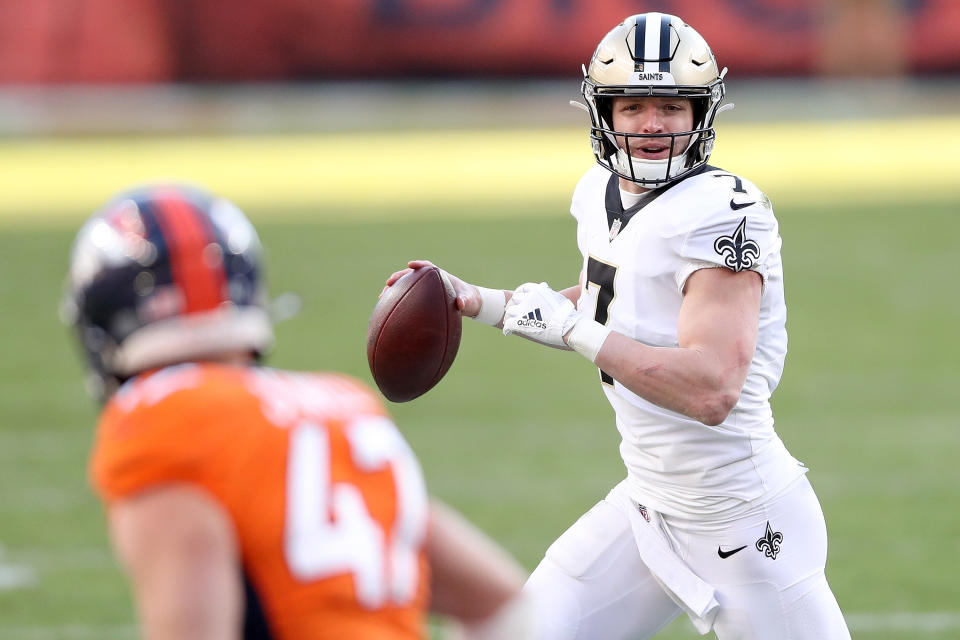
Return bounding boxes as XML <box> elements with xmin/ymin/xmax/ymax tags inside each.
<box><xmin>658</xmin><ymin>15</ymin><xmax>672</xmax><ymax>72</ymax></box>
<box><xmin>633</xmin><ymin>14</ymin><xmax>646</xmax><ymax>62</ymax></box>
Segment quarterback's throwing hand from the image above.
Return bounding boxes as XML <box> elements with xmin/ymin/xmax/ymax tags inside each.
<box><xmin>383</xmin><ymin>260</ymin><xmax>483</xmax><ymax>318</ymax></box>
<box><xmin>502</xmin><ymin>282</ymin><xmax>580</xmax><ymax>348</ymax></box>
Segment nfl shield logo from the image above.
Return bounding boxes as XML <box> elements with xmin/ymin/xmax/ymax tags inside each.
<box><xmin>637</xmin><ymin>503</ymin><xmax>650</xmax><ymax>523</ymax></box>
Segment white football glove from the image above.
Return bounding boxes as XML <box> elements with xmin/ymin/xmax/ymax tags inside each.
<box><xmin>503</xmin><ymin>282</ymin><xmax>612</xmax><ymax>362</ymax></box>
<box><xmin>502</xmin><ymin>282</ymin><xmax>580</xmax><ymax>348</ymax></box>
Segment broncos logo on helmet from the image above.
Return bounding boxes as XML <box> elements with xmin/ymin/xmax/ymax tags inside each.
<box><xmin>62</xmin><ymin>183</ymin><xmax>274</xmax><ymax>401</ymax></box>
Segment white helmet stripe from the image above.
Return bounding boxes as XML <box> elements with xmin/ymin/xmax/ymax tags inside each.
<box><xmin>644</xmin><ymin>13</ymin><xmax>662</xmax><ymax>64</ymax></box>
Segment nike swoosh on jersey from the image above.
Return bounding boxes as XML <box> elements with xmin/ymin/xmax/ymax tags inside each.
<box><xmin>729</xmin><ymin>199</ymin><xmax>756</xmax><ymax>210</ymax></box>
<box><xmin>717</xmin><ymin>545</ymin><xmax>748</xmax><ymax>559</ymax></box>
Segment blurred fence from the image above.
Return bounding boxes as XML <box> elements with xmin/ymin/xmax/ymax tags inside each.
<box><xmin>1</xmin><ymin>0</ymin><xmax>959</xmax><ymax>83</ymax></box>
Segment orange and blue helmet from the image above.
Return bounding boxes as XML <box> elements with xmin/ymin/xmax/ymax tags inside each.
<box><xmin>62</xmin><ymin>183</ymin><xmax>273</xmax><ymax>400</ymax></box>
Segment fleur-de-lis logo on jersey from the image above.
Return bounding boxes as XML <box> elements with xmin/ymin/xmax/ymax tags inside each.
<box><xmin>755</xmin><ymin>521</ymin><xmax>783</xmax><ymax>560</ymax></box>
<box><xmin>713</xmin><ymin>217</ymin><xmax>760</xmax><ymax>272</ymax></box>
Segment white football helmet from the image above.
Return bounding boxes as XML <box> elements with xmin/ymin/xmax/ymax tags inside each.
<box><xmin>580</xmin><ymin>13</ymin><xmax>729</xmax><ymax>187</ymax></box>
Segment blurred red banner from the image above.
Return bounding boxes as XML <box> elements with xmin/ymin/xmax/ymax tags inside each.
<box><xmin>1</xmin><ymin>0</ymin><xmax>958</xmax><ymax>83</ymax></box>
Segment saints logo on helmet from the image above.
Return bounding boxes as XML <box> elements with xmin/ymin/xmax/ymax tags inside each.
<box><xmin>579</xmin><ymin>13</ymin><xmax>730</xmax><ymax>187</ymax></box>
<box><xmin>62</xmin><ymin>184</ymin><xmax>274</xmax><ymax>401</ymax></box>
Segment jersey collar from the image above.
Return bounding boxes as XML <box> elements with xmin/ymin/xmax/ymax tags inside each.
<box><xmin>604</xmin><ymin>164</ymin><xmax>720</xmax><ymax>240</ymax></box>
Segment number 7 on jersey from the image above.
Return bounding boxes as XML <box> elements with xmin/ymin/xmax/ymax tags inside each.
<box><xmin>586</xmin><ymin>256</ymin><xmax>618</xmax><ymax>385</ymax></box>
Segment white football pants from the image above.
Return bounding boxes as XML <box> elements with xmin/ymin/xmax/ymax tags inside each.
<box><xmin>524</xmin><ymin>477</ymin><xmax>850</xmax><ymax>639</ymax></box>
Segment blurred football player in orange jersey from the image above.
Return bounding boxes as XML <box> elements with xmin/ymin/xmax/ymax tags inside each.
<box><xmin>62</xmin><ymin>183</ymin><xmax>533</xmax><ymax>640</ymax></box>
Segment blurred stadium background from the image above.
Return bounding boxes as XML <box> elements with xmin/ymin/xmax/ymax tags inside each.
<box><xmin>1</xmin><ymin>1</ymin><xmax>958</xmax><ymax>638</ymax></box>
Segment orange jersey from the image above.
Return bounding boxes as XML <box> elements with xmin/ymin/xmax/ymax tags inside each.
<box><xmin>90</xmin><ymin>363</ymin><xmax>431</xmax><ymax>640</ymax></box>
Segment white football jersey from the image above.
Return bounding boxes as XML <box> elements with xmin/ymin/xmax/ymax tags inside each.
<box><xmin>571</xmin><ymin>164</ymin><xmax>807</xmax><ymax>522</ymax></box>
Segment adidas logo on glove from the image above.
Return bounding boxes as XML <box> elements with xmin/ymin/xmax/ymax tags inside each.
<box><xmin>516</xmin><ymin>308</ymin><xmax>547</xmax><ymax>329</ymax></box>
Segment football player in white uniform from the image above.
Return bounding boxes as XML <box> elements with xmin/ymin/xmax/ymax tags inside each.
<box><xmin>385</xmin><ymin>13</ymin><xmax>850</xmax><ymax>640</ymax></box>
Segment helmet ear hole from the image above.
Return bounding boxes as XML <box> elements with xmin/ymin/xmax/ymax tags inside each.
<box><xmin>691</xmin><ymin>97</ymin><xmax>708</xmax><ymax>129</ymax></box>
<box><xmin>593</xmin><ymin>96</ymin><xmax>620</xmax><ymax>159</ymax></box>
<box><xmin>596</xmin><ymin>96</ymin><xmax>613</xmax><ymax>130</ymax></box>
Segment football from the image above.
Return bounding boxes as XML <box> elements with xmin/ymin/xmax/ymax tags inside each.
<box><xmin>366</xmin><ymin>266</ymin><xmax>462</xmax><ymax>402</ymax></box>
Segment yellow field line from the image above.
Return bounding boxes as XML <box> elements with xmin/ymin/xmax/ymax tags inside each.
<box><xmin>1</xmin><ymin>116</ymin><xmax>957</xmax><ymax>226</ymax></box>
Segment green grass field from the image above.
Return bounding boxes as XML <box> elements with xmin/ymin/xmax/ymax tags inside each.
<box><xmin>0</xmin><ymin>128</ymin><xmax>958</xmax><ymax>638</ymax></box>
